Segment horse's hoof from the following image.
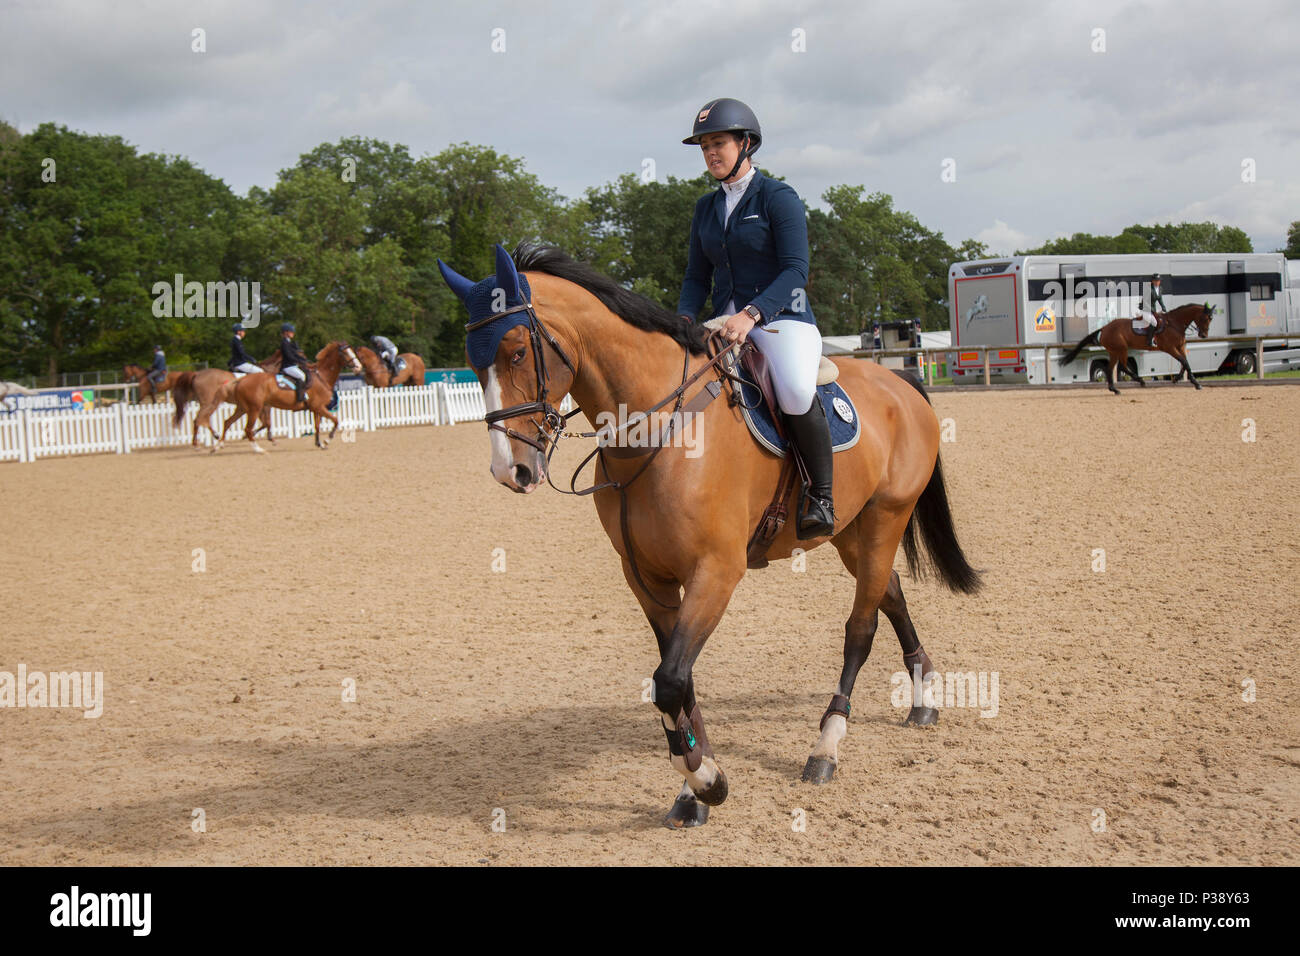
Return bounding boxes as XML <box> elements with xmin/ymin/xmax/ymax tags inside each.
<box><xmin>905</xmin><ymin>706</ymin><xmax>939</xmax><ymax>726</ymax></box>
<box><xmin>663</xmin><ymin>795</ymin><xmax>709</xmax><ymax>829</ymax></box>
<box><xmin>693</xmin><ymin>768</ymin><xmax>729</xmax><ymax>807</ymax></box>
<box><xmin>1109</xmin><ymin>389</ymin><xmax>1120</xmax><ymax>396</ymax></box>
<box><xmin>801</xmin><ymin>755</ymin><xmax>836</xmax><ymax>785</ymax></box>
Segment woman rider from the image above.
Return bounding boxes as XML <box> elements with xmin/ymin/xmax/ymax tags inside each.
<box><xmin>278</xmin><ymin>322</ymin><xmax>311</xmax><ymax>406</ymax></box>
<box><xmin>229</xmin><ymin>324</ymin><xmax>260</xmax><ymax>376</ymax></box>
<box><xmin>1136</xmin><ymin>273</ymin><xmax>1167</xmax><ymax>347</ymax></box>
<box><xmin>676</xmin><ymin>97</ymin><xmax>834</xmax><ymax>538</ymax></box>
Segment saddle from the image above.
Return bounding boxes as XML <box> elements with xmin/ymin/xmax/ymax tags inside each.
<box><xmin>275</xmin><ymin>368</ymin><xmax>313</xmax><ymax>396</ymax></box>
<box><xmin>1132</xmin><ymin>314</ymin><xmax>1166</xmax><ymax>336</ymax></box>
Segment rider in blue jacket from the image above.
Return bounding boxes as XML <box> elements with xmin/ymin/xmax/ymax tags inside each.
<box><xmin>677</xmin><ymin>98</ymin><xmax>834</xmax><ymax>539</ymax></box>
<box><xmin>278</xmin><ymin>323</ymin><xmax>310</xmax><ymax>406</ymax></box>
<box><xmin>148</xmin><ymin>345</ymin><xmax>167</xmax><ymax>387</ymax></box>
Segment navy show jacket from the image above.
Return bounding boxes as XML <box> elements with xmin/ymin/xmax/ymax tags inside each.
<box><xmin>676</xmin><ymin>169</ymin><xmax>816</xmax><ymax>327</ymax></box>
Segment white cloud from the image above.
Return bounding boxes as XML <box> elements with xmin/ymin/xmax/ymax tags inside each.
<box><xmin>975</xmin><ymin>220</ymin><xmax>1040</xmax><ymax>256</ymax></box>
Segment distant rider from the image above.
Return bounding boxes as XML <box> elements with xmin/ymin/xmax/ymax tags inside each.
<box><xmin>278</xmin><ymin>323</ymin><xmax>311</xmax><ymax>406</ymax></box>
<box><xmin>1136</xmin><ymin>273</ymin><xmax>1167</xmax><ymax>347</ymax></box>
<box><xmin>370</xmin><ymin>334</ymin><xmax>400</xmax><ymax>380</ymax></box>
<box><xmin>229</xmin><ymin>325</ymin><xmax>260</xmax><ymax>376</ymax></box>
<box><xmin>147</xmin><ymin>345</ymin><xmax>167</xmax><ymax>387</ymax></box>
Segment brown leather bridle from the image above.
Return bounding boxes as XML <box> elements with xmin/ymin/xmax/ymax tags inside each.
<box><xmin>470</xmin><ymin>298</ymin><xmax>749</xmax><ymax>607</ymax></box>
<box><xmin>467</xmin><ymin>300</ymin><xmax>576</xmax><ymax>455</ymax></box>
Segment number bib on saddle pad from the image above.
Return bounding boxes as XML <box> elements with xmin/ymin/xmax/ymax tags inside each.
<box><xmin>738</xmin><ymin>379</ymin><xmax>861</xmax><ymax>457</ymax></box>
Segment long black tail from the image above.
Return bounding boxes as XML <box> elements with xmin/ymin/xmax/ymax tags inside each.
<box><xmin>893</xmin><ymin>371</ymin><xmax>982</xmax><ymax>594</ymax></box>
<box><xmin>1059</xmin><ymin>329</ymin><xmax>1101</xmax><ymax>367</ymax></box>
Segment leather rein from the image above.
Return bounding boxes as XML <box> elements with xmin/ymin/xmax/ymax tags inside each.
<box><xmin>468</xmin><ymin>299</ymin><xmax>751</xmax><ymax>607</ymax></box>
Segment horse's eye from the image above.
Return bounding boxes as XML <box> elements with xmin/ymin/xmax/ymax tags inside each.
<box><xmin>511</xmin><ymin>348</ymin><xmax>526</xmax><ymax>366</ymax></box>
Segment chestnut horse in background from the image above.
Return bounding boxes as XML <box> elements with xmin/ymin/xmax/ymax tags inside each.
<box><xmin>1060</xmin><ymin>303</ymin><xmax>1215</xmax><ymax>394</ymax></box>
<box><xmin>171</xmin><ymin>354</ymin><xmax>279</xmax><ymax>449</ymax></box>
<box><xmin>123</xmin><ymin>364</ymin><xmax>184</xmax><ymax>404</ymax></box>
<box><xmin>218</xmin><ymin>342</ymin><xmax>360</xmax><ymax>453</ymax></box>
<box><xmin>355</xmin><ymin>346</ymin><xmax>426</xmax><ymax>387</ymax></box>
<box><xmin>438</xmin><ymin>244</ymin><xmax>981</xmax><ymax>829</ymax></box>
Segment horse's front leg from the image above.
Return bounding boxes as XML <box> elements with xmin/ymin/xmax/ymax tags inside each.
<box><xmin>650</xmin><ymin>560</ymin><xmax>743</xmax><ymax>823</ymax></box>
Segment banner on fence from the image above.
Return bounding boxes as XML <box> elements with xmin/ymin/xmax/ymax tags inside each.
<box><xmin>2</xmin><ymin>389</ymin><xmax>96</xmax><ymax>414</ymax></box>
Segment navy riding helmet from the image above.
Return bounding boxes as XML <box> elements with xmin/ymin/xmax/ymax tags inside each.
<box><xmin>683</xmin><ymin>98</ymin><xmax>762</xmax><ymax>180</ymax></box>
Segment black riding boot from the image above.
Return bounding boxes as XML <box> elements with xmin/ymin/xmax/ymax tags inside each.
<box><xmin>294</xmin><ymin>381</ymin><xmax>308</xmax><ymax>406</ymax></box>
<box><xmin>785</xmin><ymin>397</ymin><xmax>835</xmax><ymax>539</ymax></box>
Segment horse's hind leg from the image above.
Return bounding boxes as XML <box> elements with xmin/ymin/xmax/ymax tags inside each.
<box><xmin>804</xmin><ymin>507</ymin><xmax>915</xmax><ymax>785</ymax></box>
<box><xmin>1105</xmin><ymin>355</ymin><xmax>1120</xmax><ymax>395</ymax></box>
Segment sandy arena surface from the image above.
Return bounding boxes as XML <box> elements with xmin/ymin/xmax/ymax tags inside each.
<box><xmin>1</xmin><ymin>383</ymin><xmax>1297</xmax><ymax>866</ymax></box>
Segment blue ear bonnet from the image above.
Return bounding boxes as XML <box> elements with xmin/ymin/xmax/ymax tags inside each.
<box><xmin>459</xmin><ymin>273</ymin><xmax>533</xmax><ymax>371</ymax></box>
<box><xmin>437</xmin><ymin>244</ymin><xmax>534</xmax><ymax>371</ymax></box>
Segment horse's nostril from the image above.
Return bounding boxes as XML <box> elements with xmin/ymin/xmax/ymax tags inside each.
<box><xmin>514</xmin><ymin>464</ymin><xmax>533</xmax><ymax>487</ymax></box>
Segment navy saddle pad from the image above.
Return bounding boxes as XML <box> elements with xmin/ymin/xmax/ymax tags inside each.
<box><xmin>275</xmin><ymin>375</ymin><xmax>338</xmax><ymax>410</ymax></box>
<box><xmin>738</xmin><ymin>377</ymin><xmax>861</xmax><ymax>457</ymax></box>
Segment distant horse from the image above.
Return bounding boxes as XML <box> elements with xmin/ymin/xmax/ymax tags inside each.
<box><xmin>438</xmin><ymin>244</ymin><xmax>981</xmax><ymax>828</ymax></box>
<box><xmin>218</xmin><ymin>342</ymin><xmax>360</xmax><ymax>453</ymax></box>
<box><xmin>355</xmin><ymin>346</ymin><xmax>426</xmax><ymax>388</ymax></box>
<box><xmin>171</xmin><ymin>355</ymin><xmax>278</xmax><ymax>449</ymax></box>
<box><xmin>123</xmin><ymin>364</ymin><xmax>184</xmax><ymax>404</ymax></box>
<box><xmin>1060</xmin><ymin>303</ymin><xmax>1215</xmax><ymax>394</ymax></box>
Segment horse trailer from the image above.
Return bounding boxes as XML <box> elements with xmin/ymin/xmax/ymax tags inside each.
<box><xmin>948</xmin><ymin>253</ymin><xmax>1300</xmax><ymax>384</ymax></box>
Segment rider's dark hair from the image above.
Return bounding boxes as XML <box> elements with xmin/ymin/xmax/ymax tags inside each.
<box><xmin>511</xmin><ymin>243</ymin><xmax>708</xmax><ymax>354</ymax></box>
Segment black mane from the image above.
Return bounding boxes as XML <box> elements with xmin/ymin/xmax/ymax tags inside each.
<box><xmin>512</xmin><ymin>243</ymin><xmax>708</xmax><ymax>354</ymax></box>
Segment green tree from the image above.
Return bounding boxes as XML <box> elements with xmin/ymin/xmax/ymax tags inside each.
<box><xmin>580</xmin><ymin>171</ymin><xmax>713</xmax><ymax>310</ymax></box>
<box><xmin>1283</xmin><ymin>221</ymin><xmax>1299</xmax><ymax>259</ymax></box>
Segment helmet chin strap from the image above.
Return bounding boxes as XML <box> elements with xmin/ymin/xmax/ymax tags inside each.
<box><xmin>714</xmin><ymin>134</ymin><xmax>755</xmax><ymax>182</ymax></box>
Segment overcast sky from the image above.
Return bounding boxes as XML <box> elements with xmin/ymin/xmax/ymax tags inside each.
<box><xmin>3</xmin><ymin>0</ymin><xmax>1298</xmax><ymax>255</ymax></box>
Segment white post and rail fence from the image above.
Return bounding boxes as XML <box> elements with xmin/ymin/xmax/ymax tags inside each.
<box><xmin>0</xmin><ymin>382</ymin><xmax>572</xmax><ymax>465</ymax></box>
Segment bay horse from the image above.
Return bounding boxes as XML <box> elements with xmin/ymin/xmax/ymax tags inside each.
<box><xmin>218</xmin><ymin>342</ymin><xmax>360</xmax><ymax>453</ymax></box>
<box><xmin>355</xmin><ymin>346</ymin><xmax>426</xmax><ymax>387</ymax></box>
<box><xmin>438</xmin><ymin>244</ymin><xmax>980</xmax><ymax>829</ymax></box>
<box><xmin>1059</xmin><ymin>303</ymin><xmax>1215</xmax><ymax>394</ymax></box>
<box><xmin>123</xmin><ymin>364</ymin><xmax>184</xmax><ymax>404</ymax></box>
<box><xmin>171</xmin><ymin>355</ymin><xmax>279</xmax><ymax>449</ymax></box>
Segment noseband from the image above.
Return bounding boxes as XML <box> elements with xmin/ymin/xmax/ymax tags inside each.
<box><xmin>467</xmin><ymin>301</ymin><xmax>577</xmax><ymax>454</ymax></box>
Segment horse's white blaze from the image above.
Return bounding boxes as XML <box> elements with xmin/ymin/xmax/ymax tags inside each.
<box><xmin>484</xmin><ymin>367</ymin><xmax>515</xmax><ymax>483</ymax></box>
<box><xmin>810</xmin><ymin>713</ymin><xmax>847</xmax><ymax>762</ymax></box>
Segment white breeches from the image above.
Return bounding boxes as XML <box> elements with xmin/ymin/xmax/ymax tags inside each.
<box><xmin>233</xmin><ymin>363</ymin><xmax>260</xmax><ymax>375</ymax></box>
<box><xmin>282</xmin><ymin>366</ymin><xmax>306</xmax><ymax>382</ymax></box>
<box><xmin>1136</xmin><ymin>311</ymin><xmax>1157</xmax><ymax>328</ymax></box>
<box><xmin>750</xmin><ymin>319</ymin><xmax>824</xmax><ymax>416</ymax></box>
